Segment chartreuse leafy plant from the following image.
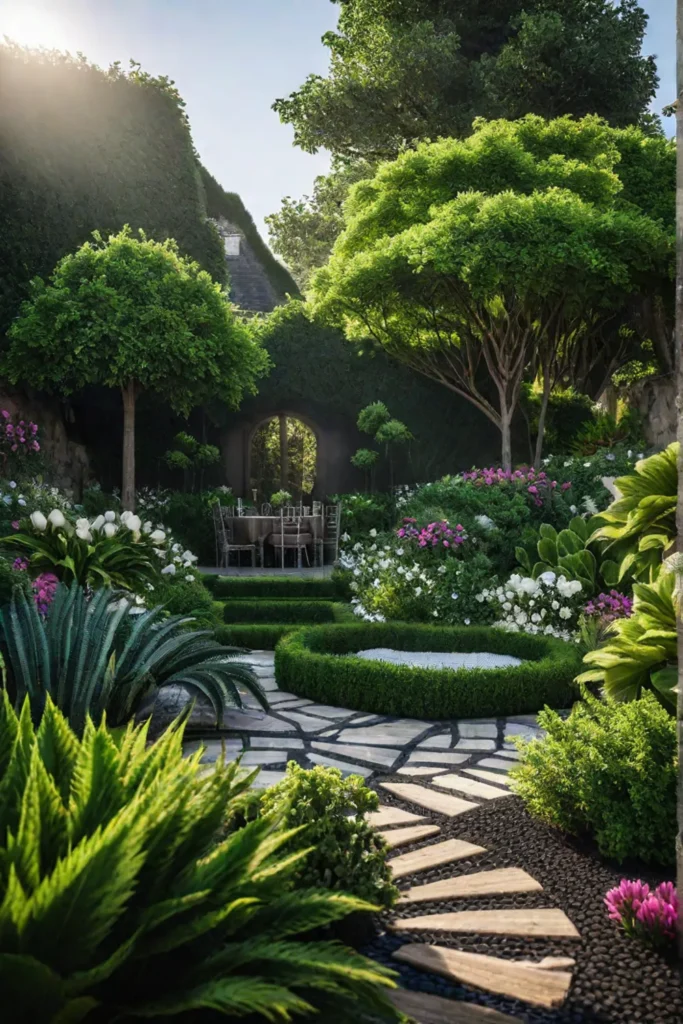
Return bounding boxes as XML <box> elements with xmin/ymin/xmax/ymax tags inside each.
<box><xmin>577</xmin><ymin>569</ymin><xmax>678</xmax><ymax>710</ymax></box>
<box><xmin>0</xmin><ymin>696</ymin><xmax>400</xmax><ymax>1022</ymax></box>
<box><xmin>2</xmin><ymin>227</ymin><xmax>268</xmax><ymax>509</ymax></box>
<box><xmin>259</xmin><ymin>762</ymin><xmax>398</xmax><ymax>909</ymax></box>
<box><xmin>590</xmin><ymin>442</ymin><xmax>678</xmax><ymax>582</ymax></box>
<box><xmin>511</xmin><ymin>693</ymin><xmax>677</xmax><ymax>865</ymax></box>
<box><xmin>516</xmin><ymin>517</ymin><xmax>620</xmax><ymax>592</ymax></box>
<box><xmin>0</xmin><ymin>583</ymin><xmax>266</xmax><ymax>734</ymax></box>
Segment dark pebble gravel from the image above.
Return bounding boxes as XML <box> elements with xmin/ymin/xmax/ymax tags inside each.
<box><xmin>362</xmin><ymin>782</ymin><xmax>683</xmax><ymax>1024</ymax></box>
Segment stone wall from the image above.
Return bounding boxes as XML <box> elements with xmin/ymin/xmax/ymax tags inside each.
<box><xmin>631</xmin><ymin>374</ymin><xmax>677</xmax><ymax>449</ymax></box>
<box><xmin>0</xmin><ymin>387</ymin><xmax>91</xmax><ymax>495</ymax></box>
<box><xmin>212</xmin><ymin>217</ymin><xmax>280</xmax><ymax>313</ymax></box>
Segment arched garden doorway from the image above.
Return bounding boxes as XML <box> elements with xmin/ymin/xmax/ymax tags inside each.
<box><xmin>249</xmin><ymin>414</ymin><xmax>317</xmax><ymax>504</ymax></box>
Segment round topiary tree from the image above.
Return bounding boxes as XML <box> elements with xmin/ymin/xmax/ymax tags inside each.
<box><xmin>3</xmin><ymin>227</ymin><xmax>269</xmax><ymax>508</ymax></box>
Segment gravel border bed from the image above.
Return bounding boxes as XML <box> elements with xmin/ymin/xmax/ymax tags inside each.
<box><xmin>364</xmin><ymin>785</ymin><xmax>682</xmax><ymax>1024</ymax></box>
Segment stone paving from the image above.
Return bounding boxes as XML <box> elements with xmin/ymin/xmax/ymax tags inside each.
<box><xmin>181</xmin><ymin>650</ymin><xmax>545</xmax><ymax>788</ymax></box>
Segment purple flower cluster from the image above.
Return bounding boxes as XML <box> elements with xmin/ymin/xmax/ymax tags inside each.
<box><xmin>584</xmin><ymin>590</ymin><xmax>633</xmax><ymax>623</ymax></box>
<box><xmin>12</xmin><ymin>557</ymin><xmax>29</xmax><ymax>572</ymax></box>
<box><xmin>605</xmin><ymin>879</ymin><xmax>678</xmax><ymax>948</ymax></box>
<box><xmin>462</xmin><ymin>466</ymin><xmax>571</xmax><ymax>508</ymax></box>
<box><xmin>397</xmin><ymin>517</ymin><xmax>466</xmax><ymax>550</ymax></box>
<box><xmin>0</xmin><ymin>410</ymin><xmax>40</xmax><ymax>455</ymax></box>
<box><xmin>32</xmin><ymin>572</ymin><xmax>59</xmax><ymax>617</ymax></box>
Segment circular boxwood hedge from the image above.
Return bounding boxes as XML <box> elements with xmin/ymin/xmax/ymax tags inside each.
<box><xmin>274</xmin><ymin>623</ymin><xmax>582</xmax><ymax>720</ymax></box>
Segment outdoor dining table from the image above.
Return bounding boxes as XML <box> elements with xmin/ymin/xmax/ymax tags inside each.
<box><xmin>229</xmin><ymin>515</ymin><xmax>324</xmax><ymax>567</ymax></box>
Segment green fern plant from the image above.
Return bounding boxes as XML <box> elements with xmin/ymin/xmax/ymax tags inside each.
<box><xmin>0</xmin><ymin>696</ymin><xmax>400</xmax><ymax>1022</ymax></box>
<box><xmin>577</xmin><ymin>569</ymin><xmax>677</xmax><ymax>709</ymax></box>
<box><xmin>0</xmin><ymin>583</ymin><xmax>266</xmax><ymax>733</ymax></box>
<box><xmin>589</xmin><ymin>442</ymin><xmax>678</xmax><ymax>582</ymax></box>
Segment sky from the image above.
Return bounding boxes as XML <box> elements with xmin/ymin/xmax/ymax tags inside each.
<box><xmin>0</xmin><ymin>0</ymin><xmax>677</xmax><ymax>248</ymax></box>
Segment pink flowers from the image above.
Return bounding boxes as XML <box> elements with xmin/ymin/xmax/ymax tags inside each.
<box><xmin>397</xmin><ymin>518</ymin><xmax>466</xmax><ymax>552</ymax></box>
<box><xmin>462</xmin><ymin>465</ymin><xmax>570</xmax><ymax>508</ymax></box>
<box><xmin>0</xmin><ymin>411</ymin><xmax>40</xmax><ymax>460</ymax></box>
<box><xmin>32</xmin><ymin>572</ymin><xmax>59</xmax><ymax>617</ymax></box>
<box><xmin>584</xmin><ymin>590</ymin><xmax>633</xmax><ymax>623</ymax></box>
<box><xmin>605</xmin><ymin>878</ymin><xmax>678</xmax><ymax>948</ymax></box>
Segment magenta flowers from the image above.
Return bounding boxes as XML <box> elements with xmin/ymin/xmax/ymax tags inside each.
<box><xmin>32</xmin><ymin>572</ymin><xmax>59</xmax><ymax>617</ymax></box>
<box><xmin>605</xmin><ymin>878</ymin><xmax>678</xmax><ymax>948</ymax></box>
<box><xmin>584</xmin><ymin>590</ymin><xmax>633</xmax><ymax>623</ymax></box>
<box><xmin>0</xmin><ymin>410</ymin><xmax>40</xmax><ymax>461</ymax></box>
<box><xmin>397</xmin><ymin>518</ymin><xmax>466</xmax><ymax>552</ymax></box>
<box><xmin>462</xmin><ymin>465</ymin><xmax>569</xmax><ymax>508</ymax></box>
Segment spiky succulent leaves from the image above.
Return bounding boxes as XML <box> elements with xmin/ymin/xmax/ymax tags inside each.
<box><xmin>590</xmin><ymin>442</ymin><xmax>678</xmax><ymax>581</ymax></box>
<box><xmin>0</xmin><ymin>583</ymin><xmax>265</xmax><ymax>732</ymax></box>
<box><xmin>578</xmin><ymin>570</ymin><xmax>677</xmax><ymax>705</ymax></box>
<box><xmin>0</xmin><ymin>700</ymin><xmax>399</xmax><ymax>1022</ymax></box>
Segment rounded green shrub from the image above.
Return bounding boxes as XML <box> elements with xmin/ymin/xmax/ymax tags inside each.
<box><xmin>511</xmin><ymin>693</ymin><xmax>677</xmax><ymax>865</ymax></box>
<box><xmin>259</xmin><ymin>762</ymin><xmax>398</xmax><ymax>909</ymax></box>
<box><xmin>275</xmin><ymin>623</ymin><xmax>581</xmax><ymax>719</ymax></box>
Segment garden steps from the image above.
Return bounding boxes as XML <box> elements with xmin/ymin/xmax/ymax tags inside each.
<box><xmin>393</xmin><ymin>944</ymin><xmax>573</xmax><ymax>1009</ymax></box>
<box><xmin>388</xmin><ymin>839</ymin><xmax>486</xmax><ymax>879</ymax></box>
<box><xmin>380</xmin><ymin>782</ymin><xmax>480</xmax><ymax>817</ymax></box>
<box><xmin>397</xmin><ymin>766</ymin><xmax>448</xmax><ymax>777</ymax></box>
<box><xmin>367</xmin><ymin>804</ymin><xmax>426</xmax><ymax>828</ymax></box>
<box><xmin>464</xmin><ymin>768</ymin><xmax>513</xmax><ymax>787</ymax></box>
<box><xmin>378</xmin><ymin>824</ymin><xmax>441</xmax><ymax>849</ymax></box>
<box><xmin>433</xmin><ymin>774</ymin><xmax>513</xmax><ymax>801</ymax></box>
<box><xmin>389</xmin><ymin>988</ymin><xmax>521</xmax><ymax>1023</ymax></box>
<box><xmin>391</xmin><ymin>908</ymin><xmax>580</xmax><ymax>938</ymax></box>
<box><xmin>397</xmin><ymin>867</ymin><xmax>542</xmax><ymax>904</ymax></box>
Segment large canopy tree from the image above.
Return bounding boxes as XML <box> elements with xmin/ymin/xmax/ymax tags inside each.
<box><xmin>3</xmin><ymin>228</ymin><xmax>268</xmax><ymax>509</ymax></box>
<box><xmin>274</xmin><ymin>0</ymin><xmax>658</xmax><ymax>161</ymax></box>
<box><xmin>310</xmin><ymin>119</ymin><xmax>672</xmax><ymax>469</ymax></box>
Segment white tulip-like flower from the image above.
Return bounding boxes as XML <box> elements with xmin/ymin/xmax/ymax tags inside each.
<box><xmin>75</xmin><ymin>517</ymin><xmax>90</xmax><ymax>532</ymax></box>
<box><xmin>120</xmin><ymin>510</ymin><xmax>132</xmax><ymax>524</ymax></box>
<box><xmin>143</xmin><ymin>521</ymin><xmax>153</xmax><ymax>534</ymax></box>
<box><xmin>103</xmin><ymin>523</ymin><xmax>118</xmax><ymax>538</ymax></box>
<box><xmin>125</xmin><ymin>514</ymin><xmax>141</xmax><ymax>533</ymax></box>
<box><xmin>91</xmin><ymin>515</ymin><xmax>105</xmax><ymax>531</ymax></box>
<box><xmin>47</xmin><ymin>509</ymin><xmax>66</xmax><ymax>528</ymax></box>
<box><xmin>161</xmin><ymin>563</ymin><xmax>176</xmax><ymax>576</ymax></box>
<box><xmin>153</xmin><ymin>548</ymin><xmax>165</xmax><ymax>559</ymax></box>
<box><xmin>104</xmin><ymin>510</ymin><xmax>116</xmax><ymax>522</ymax></box>
<box><xmin>182</xmin><ymin>550</ymin><xmax>198</xmax><ymax>563</ymax></box>
<box><xmin>30</xmin><ymin>510</ymin><xmax>47</xmax><ymax>531</ymax></box>
<box><xmin>369</xmin><ymin>528</ymin><xmax>377</xmax><ymax>538</ymax></box>
<box><xmin>76</xmin><ymin>527</ymin><xmax>92</xmax><ymax>542</ymax></box>
<box><xmin>150</xmin><ymin>529</ymin><xmax>166</xmax><ymax>544</ymax></box>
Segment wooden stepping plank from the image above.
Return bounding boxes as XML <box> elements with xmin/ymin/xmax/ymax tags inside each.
<box><xmin>389</xmin><ymin>988</ymin><xmax>521</xmax><ymax>1023</ymax></box>
<box><xmin>434</xmin><ymin>774</ymin><xmax>513</xmax><ymax>801</ymax></box>
<box><xmin>519</xmin><ymin>956</ymin><xmax>576</xmax><ymax>971</ymax></box>
<box><xmin>367</xmin><ymin>804</ymin><xmax>425</xmax><ymax>828</ymax></box>
<box><xmin>380</xmin><ymin>782</ymin><xmax>479</xmax><ymax>817</ymax></box>
<box><xmin>392</xmin><ymin>908</ymin><xmax>580</xmax><ymax>938</ymax></box>
<box><xmin>393</xmin><ymin>944</ymin><xmax>573</xmax><ymax>1009</ymax></box>
<box><xmin>398</xmin><ymin>867</ymin><xmax>542</xmax><ymax>904</ymax></box>
<box><xmin>389</xmin><ymin>838</ymin><xmax>486</xmax><ymax>880</ymax></box>
<box><xmin>379</xmin><ymin>824</ymin><xmax>440</xmax><ymax>849</ymax></box>
<box><xmin>465</xmin><ymin>768</ymin><xmax>513</xmax><ymax>787</ymax></box>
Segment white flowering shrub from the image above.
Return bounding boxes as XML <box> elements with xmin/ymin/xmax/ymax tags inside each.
<box><xmin>477</xmin><ymin>571</ymin><xmax>584</xmax><ymax>641</ymax></box>
<box><xmin>340</xmin><ymin>533</ymin><xmax>495</xmax><ymax>626</ymax></box>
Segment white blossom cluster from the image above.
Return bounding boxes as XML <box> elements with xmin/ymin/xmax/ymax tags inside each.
<box><xmin>476</xmin><ymin>571</ymin><xmax>583</xmax><ymax>642</ymax></box>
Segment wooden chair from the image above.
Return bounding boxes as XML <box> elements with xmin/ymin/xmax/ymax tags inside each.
<box><xmin>212</xmin><ymin>504</ymin><xmax>256</xmax><ymax>568</ymax></box>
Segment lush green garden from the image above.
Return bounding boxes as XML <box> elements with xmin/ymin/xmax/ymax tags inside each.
<box><xmin>1</xmin><ymin>2</ymin><xmax>682</xmax><ymax>1020</ymax></box>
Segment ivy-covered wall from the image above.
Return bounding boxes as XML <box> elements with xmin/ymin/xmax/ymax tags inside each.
<box><xmin>0</xmin><ymin>44</ymin><xmax>225</xmax><ymax>333</ymax></box>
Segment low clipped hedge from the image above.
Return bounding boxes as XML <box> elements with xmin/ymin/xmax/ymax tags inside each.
<box><xmin>215</xmin><ymin>623</ymin><xmax>298</xmax><ymax>649</ymax></box>
<box><xmin>202</xmin><ymin>575</ymin><xmax>341</xmax><ymax>599</ymax></box>
<box><xmin>222</xmin><ymin>599</ymin><xmax>338</xmax><ymax>624</ymax></box>
<box><xmin>274</xmin><ymin>623</ymin><xmax>582</xmax><ymax>720</ymax></box>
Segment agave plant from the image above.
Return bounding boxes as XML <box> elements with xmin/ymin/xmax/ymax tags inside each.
<box><xmin>0</xmin><ymin>583</ymin><xmax>266</xmax><ymax>733</ymax></box>
<box><xmin>577</xmin><ymin>569</ymin><xmax>677</xmax><ymax>710</ymax></box>
<box><xmin>589</xmin><ymin>443</ymin><xmax>677</xmax><ymax>582</ymax></box>
<box><xmin>516</xmin><ymin>516</ymin><xmax>620</xmax><ymax>592</ymax></box>
<box><xmin>0</xmin><ymin>696</ymin><xmax>400</xmax><ymax>1022</ymax></box>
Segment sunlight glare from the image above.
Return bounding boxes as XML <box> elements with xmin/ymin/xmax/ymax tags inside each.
<box><xmin>1</xmin><ymin>2</ymin><xmax>71</xmax><ymax>51</ymax></box>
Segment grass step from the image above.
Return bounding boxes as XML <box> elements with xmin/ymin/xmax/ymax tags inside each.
<box><xmin>203</xmin><ymin>575</ymin><xmax>343</xmax><ymax>599</ymax></box>
<box><xmin>221</xmin><ymin>599</ymin><xmax>338</xmax><ymax>624</ymax></box>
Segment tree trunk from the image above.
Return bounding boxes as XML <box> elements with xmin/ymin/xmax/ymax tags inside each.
<box><xmin>676</xmin><ymin>0</ymin><xmax>683</xmax><ymax>959</ymax></box>
<box><xmin>121</xmin><ymin>381</ymin><xmax>137</xmax><ymax>512</ymax></box>
<box><xmin>533</xmin><ymin>372</ymin><xmax>552</xmax><ymax>470</ymax></box>
<box><xmin>500</xmin><ymin>408</ymin><xmax>512</xmax><ymax>473</ymax></box>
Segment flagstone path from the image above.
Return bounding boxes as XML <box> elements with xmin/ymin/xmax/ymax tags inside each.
<box><xmin>180</xmin><ymin>650</ymin><xmax>545</xmax><ymax>788</ymax></box>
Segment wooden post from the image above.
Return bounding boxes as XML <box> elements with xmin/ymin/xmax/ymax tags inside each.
<box><xmin>279</xmin><ymin>413</ymin><xmax>288</xmax><ymax>491</ymax></box>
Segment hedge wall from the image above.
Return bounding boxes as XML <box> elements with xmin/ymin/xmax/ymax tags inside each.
<box><xmin>203</xmin><ymin>574</ymin><xmax>344</xmax><ymax>599</ymax></box>
<box><xmin>274</xmin><ymin>623</ymin><xmax>582</xmax><ymax>719</ymax></box>
<box><xmin>1</xmin><ymin>45</ymin><xmax>225</xmax><ymax>334</ymax></box>
<box><xmin>222</xmin><ymin>599</ymin><xmax>338</xmax><ymax>624</ymax></box>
